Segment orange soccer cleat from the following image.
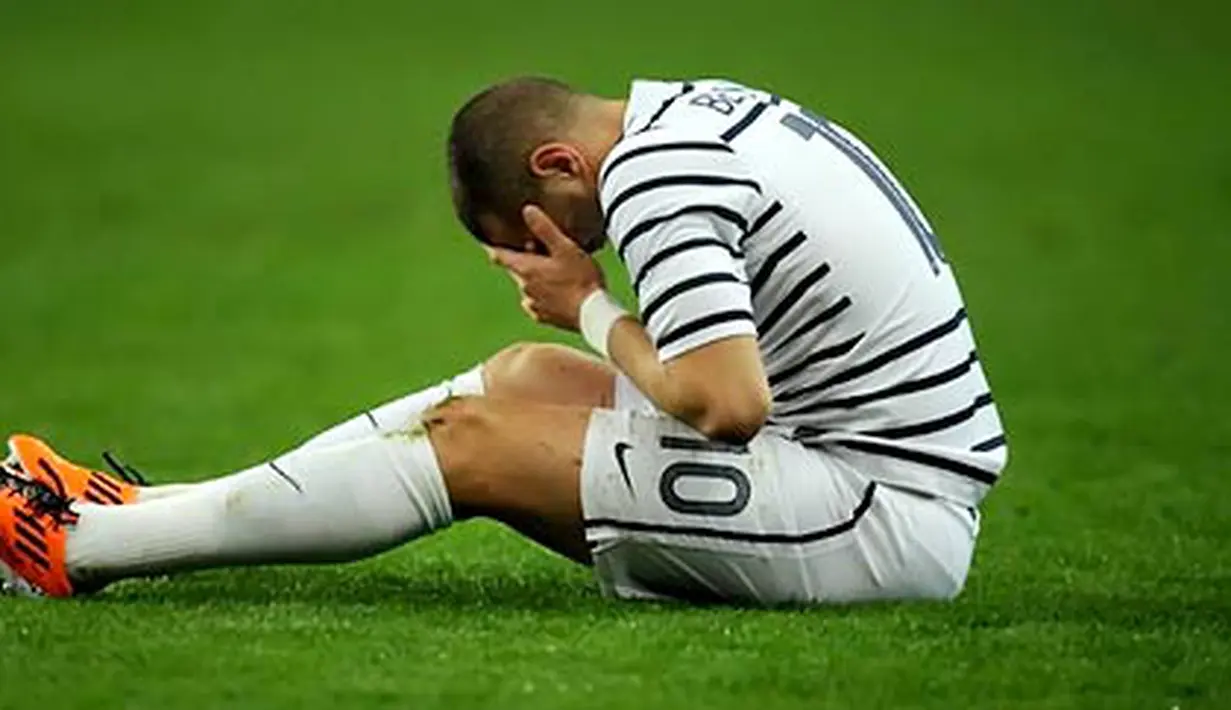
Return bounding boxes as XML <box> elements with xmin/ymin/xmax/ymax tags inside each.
<box><xmin>6</xmin><ymin>435</ymin><xmax>145</xmax><ymax>506</ymax></box>
<box><xmin>0</xmin><ymin>465</ymin><xmax>77</xmax><ymax>597</ymax></box>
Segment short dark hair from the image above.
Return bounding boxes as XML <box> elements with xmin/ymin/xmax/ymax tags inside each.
<box><xmin>446</xmin><ymin>77</ymin><xmax>578</xmax><ymax>243</ymax></box>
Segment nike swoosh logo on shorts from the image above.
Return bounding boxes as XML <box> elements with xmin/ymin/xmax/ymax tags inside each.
<box><xmin>614</xmin><ymin>443</ymin><xmax>635</xmax><ymax>493</ymax></box>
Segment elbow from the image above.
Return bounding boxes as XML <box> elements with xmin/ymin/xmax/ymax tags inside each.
<box><xmin>693</xmin><ymin>390</ymin><xmax>772</xmax><ymax>445</ymax></box>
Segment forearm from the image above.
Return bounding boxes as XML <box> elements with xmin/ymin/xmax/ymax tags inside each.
<box><xmin>605</xmin><ymin>317</ymin><xmax>708</xmax><ymax>427</ymax></box>
<box><xmin>577</xmin><ymin>289</ymin><xmax>704</xmax><ymax>427</ymax></box>
<box><xmin>580</xmin><ymin>290</ymin><xmax>771</xmax><ymax>443</ymax></box>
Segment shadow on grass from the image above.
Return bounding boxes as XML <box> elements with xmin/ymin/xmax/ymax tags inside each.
<box><xmin>953</xmin><ymin>588</ymin><xmax>1231</xmax><ymax>632</ymax></box>
<box><xmin>851</xmin><ymin>577</ymin><xmax>1231</xmax><ymax>632</ymax></box>
<box><xmin>97</xmin><ymin>563</ymin><xmax>612</xmax><ymax>613</ymax></box>
<box><xmin>90</xmin><ymin>563</ymin><xmax>1231</xmax><ymax>632</ymax></box>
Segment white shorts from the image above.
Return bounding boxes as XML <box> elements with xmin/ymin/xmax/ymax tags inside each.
<box><xmin>579</xmin><ymin>375</ymin><xmax>981</xmax><ymax>605</ymax></box>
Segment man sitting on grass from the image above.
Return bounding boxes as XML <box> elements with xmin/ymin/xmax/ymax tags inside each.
<box><xmin>1</xmin><ymin>77</ymin><xmax>1006</xmax><ymax>604</ymax></box>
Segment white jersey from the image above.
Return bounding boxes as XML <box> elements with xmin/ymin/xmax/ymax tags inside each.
<box><xmin>598</xmin><ymin>79</ymin><xmax>1008</xmax><ymax>506</ymax></box>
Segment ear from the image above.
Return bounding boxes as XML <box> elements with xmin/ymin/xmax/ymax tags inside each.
<box><xmin>528</xmin><ymin>142</ymin><xmax>584</xmax><ymax>179</ymax></box>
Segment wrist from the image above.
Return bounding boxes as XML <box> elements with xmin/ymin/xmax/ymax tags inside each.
<box><xmin>578</xmin><ymin>289</ymin><xmax>629</xmax><ymax>359</ymax></box>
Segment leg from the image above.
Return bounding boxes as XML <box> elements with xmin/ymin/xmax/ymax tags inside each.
<box><xmin>298</xmin><ymin>341</ymin><xmax>613</xmax><ymax>447</ymax></box>
<box><xmin>62</xmin><ymin>397</ymin><xmax>595</xmax><ymax>588</ymax></box>
<box><xmin>46</xmin><ymin>378</ymin><xmax>971</xmax><ymax>603</ymax></box>
<box><xmin>60</xmin><ymin>354</ymin><xmax>608</xmax><ymax>589</ymax></box>
<box><xmin>391</xmin><ymin>397</ymin><xmax>976</xmax><ymax>604</ymax></box>
<box><xmin>425</xmin><ymin>397</ymin><xmax>594</xmax><ymax>563</ymax></box>
<box><xmin>481</xmin><ymin>342</ymin><xmax>615</xmax><ymax>408</ymax></box>
<box><xmin>137</xmin><ymin>342</ymin><xmax>615</xmax><ymax>502</ymax></box>
<box><xmin>66</xmin><ymin>430</ymin><xmax>453</xmax><ymax>586</ymax></box>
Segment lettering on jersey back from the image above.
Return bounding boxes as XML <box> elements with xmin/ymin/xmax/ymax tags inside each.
<box><xmin>689</xmin><ymin>86</ymin><xmax>751</xmax><ymax>116</ymax></box>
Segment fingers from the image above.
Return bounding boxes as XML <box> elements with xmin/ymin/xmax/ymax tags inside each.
<box><xmin>485</xmin><ymin>205</ymin><xmax>579</xmax><ymax>274</ymax></box>
<box><xmin>522</xmin><ymin>204</ymin><xmax>580</xmax><ymax>256</ymax></box>
<box><xmin>519</xmin><ymin>296</ymin><xmax>541</xmax><ymax>322</ymax></box>
<box><xmin>487</xmin><ymin>245</ymin><xmax>543</xmax><ymax>276</ymax></box>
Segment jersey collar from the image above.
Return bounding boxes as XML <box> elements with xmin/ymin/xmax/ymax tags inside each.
<box><xmin>622</xmin><ymin>79</ymin><xmax>691</xmax><ymax>134</ymax></box>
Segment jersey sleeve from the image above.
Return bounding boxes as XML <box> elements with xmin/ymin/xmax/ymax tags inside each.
<box><xmin>599</xmin><ymin>129</ymin><xmax>763</xmax><ymax>361</ymax></box>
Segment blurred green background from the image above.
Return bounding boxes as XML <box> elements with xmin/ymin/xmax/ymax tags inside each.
<box><xmin>1</xmin><ymin>0</ymin><xmax>1229</xmax><ymax>708</ymax></box>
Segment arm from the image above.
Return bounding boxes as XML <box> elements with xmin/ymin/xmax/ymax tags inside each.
<box><xmin>599</xmin><ymin>130</ymin><xmax>772</xmax><ymax>442</ymax></box>
<box><xmin>607</xmin><ymin>320</ymin><xmax>770</xmax><ymax>443</ymax></box>
<box><xmin>491</xmin><ymin>132</ymin><xmax>773</xmax><ymax>442</ymax></box>
<box><xmin>490</xmin><ymin>205</ymin><xmax>772</xmax><ymax>443</ymax></box>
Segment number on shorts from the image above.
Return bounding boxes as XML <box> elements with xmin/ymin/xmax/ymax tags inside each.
<box><xmin>779</xmin><ymin>106</ymin><xmax>947</xmax><ymax>273</ymax></box>
<box><xmin>658</xmin><ymin>462</ymin><xmax>752</xmax><ymax>517</ymax></box>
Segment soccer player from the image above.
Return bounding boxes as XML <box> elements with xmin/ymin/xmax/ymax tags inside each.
<box><xmin>1</xmin><ymin>78</ymin><xmax>1007</xmax><ymax>604</ymax></box>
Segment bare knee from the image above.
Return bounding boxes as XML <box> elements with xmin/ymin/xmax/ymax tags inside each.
<box><xmin>483</xmin><ymin>342</ymin><xmax>614</xmax><ymax>407</ymax></box>
<box><xmin>483</xmin><ymin>342</ymin><xmax>535</xmax><ymax>393</ymax></box>
<box><xmin>484</xmin><ymin>342</ymin><xmax>577</xmax><ymax>393</ymax></box>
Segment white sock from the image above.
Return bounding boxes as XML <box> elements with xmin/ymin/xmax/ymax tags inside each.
<box><xmin>66</xmin><ymin>431</ymin><xmax>452</xmax><ymax>586</ymax></box>
<box><xmin>136</xmin><ymin>366</ymin><xmax>484</xmax><ymax>502</ymax></box>
<box><xmin>297</xmin><ymin>366</ymin><xmax>485</xmax><ymax>450</ymax></box>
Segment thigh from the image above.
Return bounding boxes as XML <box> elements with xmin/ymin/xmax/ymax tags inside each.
<box><xmin>425</xmin><ymin>396</ymin><xmax>595</xmax><ymax>563</ymax></box>
<box><xmin>580</xmin><ymin>410</ymin><xmax>971</xmax><ymax>605</ymax></box>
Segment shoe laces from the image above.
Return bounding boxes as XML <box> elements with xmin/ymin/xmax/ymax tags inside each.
<box><xmin>0</xmin><ymin>465</ymin><xmax>79</xmax><ymax>526</ymax></box>
<box><xmin>101</xmin><ymin>451</ymin><xmax>149</xmax><ymax>486</ymax></box>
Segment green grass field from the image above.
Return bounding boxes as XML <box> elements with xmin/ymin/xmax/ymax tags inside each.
<box><xmin>2</xmin><ymin>0</ymin><xmax>1229</xmax><ymax>707</ymax></box>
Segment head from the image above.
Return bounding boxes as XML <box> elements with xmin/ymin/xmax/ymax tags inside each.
<box><xmin>446</xmin><ymin>77</ymin><xmax>621</xmax><ymax>253</ymax></box>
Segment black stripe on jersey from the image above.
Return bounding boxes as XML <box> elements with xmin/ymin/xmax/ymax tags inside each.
<box><xmin>721</xmin><ymin>101</ymin><xmax>770</xmax><ymax>142</ymax></box>
<box><xmin>636</xmin><ymin>81</ymin><xmax>695</xmax><ymax>134</ymax></box>
<box><xmin>584</xmin><ymin>482</ymin><xmax>876</xmax><ymax>545</ymax></box>
<box><xmin>756</xmin><ymin>262</ymin><xmax>832</xmax><ymax>337</ymax></box>
<box><xmin>640</xmin><ymin>272</ymin><xmax>742</xmax><ymax>325</ymax></box>
<box><xmin>656</xmin><ymin>309</ymin><xmax>755</xmax><ymax>351</ymax></box>
<box><xmin>601</xmin><ymin>141</ymin><xmax>734</xmax><ymax>185</ymax></box>
<box><xmin>616</xmin><ymin>204</ymin><xmax>747</xmax><ymax>261</ymax></box>
<box><xmin>972</xmin><ymin>434</ymin><xmax>1007</xmax><ymax>452</ymax></box>
<box><xmin>861</xmin><ymin>392</ymin><xmax>994</xmax><ymax>439</ymax></box>
<box><xmin>741</xmin><ymin>201</ymin><xmax>783</xmax><ymax>246</ymax></box>
<box><xmin>632</xmin><ymin>237</ymin><xmax>741</xmax><ymax>292</ymax></box>
<box><xmin>660</xmin><ymin>435</ymin><xmax>749</xmax><ymax>455</ymax></box>
<box><xmin>779</xmin><ymin>350</ymin><xmax>978</xmax><ymax>415</ymax></box>
<box><xmin>604</xmin><ymin>175</ymin><xmax>761</xmax><ymax>232</ymax></box>
<box><xmin>817</xmin><ymin>436</ymin><xmax>999</xmax><ymax>485</ymax></box>
<box><xmin>749</xmin><ymin>231</ymin><xmax>806</xmax><ymax>297</ymax></box>
<box><xmin>766</xmin><ymin>296</ymin><xmax>854</xmax><ymax>358</ymax></box>
<box><xmin>768</xmin><ymin>331</ymin><xmax>865</xmax><ymax>388</ymax></box>
<box><xmin>810</xmin><ymin>308</ymin><xmax>968</xmax><ymax>393</ymax></box>
<box><xmin>364</xmin><ymin>410</ymin><xmax>380</xmax><ymax>429</ymax></box>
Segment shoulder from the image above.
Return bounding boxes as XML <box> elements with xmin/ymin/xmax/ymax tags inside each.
<box><xmin>600</xmin><ymin>79</ymin><xmax>777</xmax><ymax>194</ymax></box>
<box><xmin>600</xmin><ymin>126</ymin><xmax>739</xmax><ymax>191</ymax></box>
<box><xmin>598</xmin><ymin>126</ymin><xmax>765</xmax><ymax>235</ymax></box>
